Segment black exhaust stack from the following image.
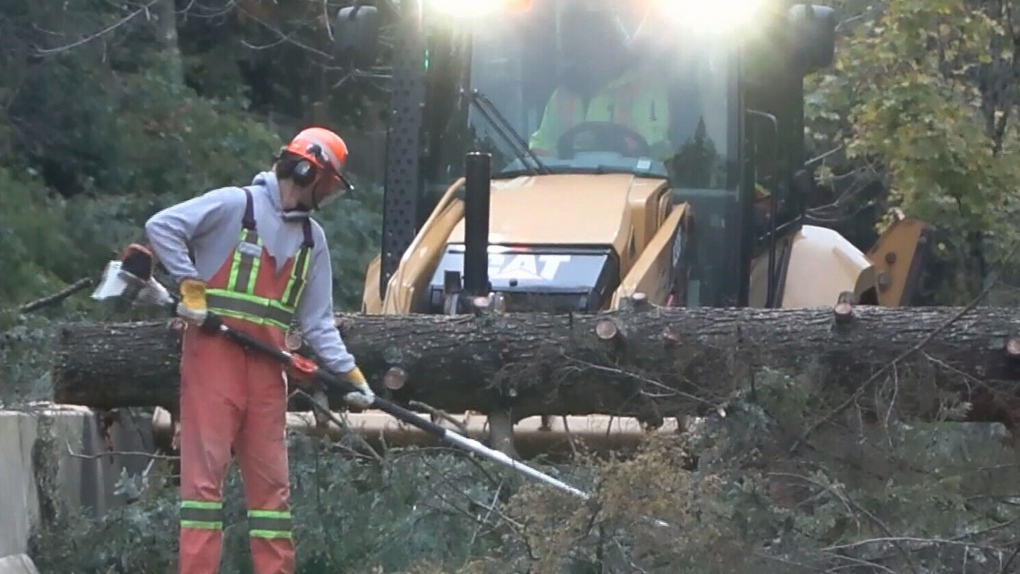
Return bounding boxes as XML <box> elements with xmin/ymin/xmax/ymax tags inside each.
<box><xmin>463</xmin><ymin>151</ymin><xmax>491</xmax><ymax>298</ymax></box>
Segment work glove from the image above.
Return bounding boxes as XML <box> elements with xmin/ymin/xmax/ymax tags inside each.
<box><xmin>176</xmin><ymin>278</ymin><xmax>209</xmax><ymax>327</ymax></box>
<box><xmin>340</xmin><ymin>366</ymin><xmax>375</xmax><ymax>409</ymax></box>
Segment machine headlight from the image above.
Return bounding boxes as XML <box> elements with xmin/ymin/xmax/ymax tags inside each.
<box><xmin>427</xmin><ymin>0</ymin><xmax>530</xmax><ymax>18</ymax></box>
<box><xmin>654</xmin><ymin>0</ymin><xmax>766</xmax><ymax>33</ymax></box>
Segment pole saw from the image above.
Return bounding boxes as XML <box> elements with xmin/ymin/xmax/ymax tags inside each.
<box><xmin>91</xmin><ymin>244</ymin><xmax>591</xmax><ymax>501</ymax></box>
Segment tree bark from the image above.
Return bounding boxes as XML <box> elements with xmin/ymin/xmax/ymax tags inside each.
<box><xmin>153</xmin><ymin>0</ymin><xmax>183</xmax><ymax>85</ymax></box>
<box><xmin>50</xmin><ymin>306</ymin><xmax>1020</xmax><ymax>430</ymax></box>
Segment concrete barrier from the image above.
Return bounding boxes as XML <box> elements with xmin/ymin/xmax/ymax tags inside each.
<box><xmin>0</xmin><ymin>405</ymin><xmax>156</xmax><ymax>568</ymax></box>
<box><xmin>0</xmin><ymin>554</ymin><xmax>40</xmax><ymax>574</ymax></box>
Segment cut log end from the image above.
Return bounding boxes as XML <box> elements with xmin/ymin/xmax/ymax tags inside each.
<box><xmin>595</xmin><ymin>318</ymin><xmax>619</xmax><ymax>341</ymax></box>
<box><xmin>383</xmin><ymin>366</ymin><xmax>408</xmax><ymax>390</ymax></box>
<box><xmin>1006</xmin><ymin>336</ymin><xmax>1020</xmax><ymax>359</ymax></box>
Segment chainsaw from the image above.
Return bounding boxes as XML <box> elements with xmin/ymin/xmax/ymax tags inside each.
<box><xmin>92</xmin><ymin>244</ymin><xmax>179</xmax><ymax>311</ymax></box>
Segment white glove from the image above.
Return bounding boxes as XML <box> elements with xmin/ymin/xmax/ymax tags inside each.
<box><xmin>341</xmin><ymin>367</ymin><xmax>376</xmax><ymax>409</ymax></box>
<box><xmin>344</xmin><ymin>383</ymin><xmax>375</xmax><ymax>409</ymax></box>
<box><xmin>175</xmin><ymin>302</ymin><xmax>207</xmax><ymax>326</ymax></box>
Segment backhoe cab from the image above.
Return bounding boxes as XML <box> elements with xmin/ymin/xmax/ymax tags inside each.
<box><xmin>335</xmin><ymin>0</ymin><xmax>931</xmax><ymax>315</ymax></box>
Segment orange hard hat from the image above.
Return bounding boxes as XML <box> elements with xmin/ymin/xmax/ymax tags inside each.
<box><xmin>280</xmin><ymin>126</ymin><xmax>354</xmax><ymax>203</ymax></box>
<box><xmin>282</xmin><ymin>127</ymin><xmax>349</xmax><ymax>177</ymax></box>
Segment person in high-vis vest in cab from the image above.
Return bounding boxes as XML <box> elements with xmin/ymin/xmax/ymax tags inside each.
<box><xmin>530</xmin><ymin>68</ymin><xmax>672</xmax><ymax>160</ymax></box>
<box><xmin>528</xmin><ymin>3</ymin><xmax>671</xmax><ymax>160</ymax></box>
<box><xmin>144</xmin><ymin>127</ymin><xmax>375</xmax><ymax>574</ymax></box>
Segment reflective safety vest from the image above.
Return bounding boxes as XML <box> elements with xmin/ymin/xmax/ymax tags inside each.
<box><xmin>204</xmin><ymin>188</ymin><xmax>314</xmax><ymax>333</ymax></box>
<box><xmin>529</xmin><ymin>70</ymin><xmax>671</xmax><ymax>158</ymax></box>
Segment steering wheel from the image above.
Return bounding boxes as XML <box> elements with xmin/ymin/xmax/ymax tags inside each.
<box><xmin>556</xmin><ymin>121</ymin><xmax>652</xmax><ymax>159</ymax></box>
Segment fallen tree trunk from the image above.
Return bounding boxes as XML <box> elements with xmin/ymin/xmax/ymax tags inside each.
<box><xmin>51</xmin><ymin>305</ymin><xmax>1020</xmax><ymax>430</ymax></box>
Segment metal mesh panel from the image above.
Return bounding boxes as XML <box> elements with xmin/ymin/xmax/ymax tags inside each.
<box><xmin>380</xmin><ymin>0</ymin><xmax>426</xmax><ymax>299</ymax></box>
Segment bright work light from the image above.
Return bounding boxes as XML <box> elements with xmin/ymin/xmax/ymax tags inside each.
<box><xmin>428</xmin><ymin>0</ymin><xmax>530</xmax><ymax>18</ymax></box>
<box><xmin>653</xmin><ymin>0</ymin><xmax>766</xmax><ymax>33</ymax></box>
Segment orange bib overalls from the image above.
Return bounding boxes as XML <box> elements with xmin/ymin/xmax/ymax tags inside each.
<box><xmin>177</xmin><ymin>188</ymin><xmax>313</xmax><ymax>574</ymax></box>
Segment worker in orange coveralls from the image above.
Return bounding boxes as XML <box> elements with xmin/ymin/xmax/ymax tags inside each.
<box><xmin>144</xmin><ymin>127</ymin><xmax>376</xmax><ymax>574</ymax></box>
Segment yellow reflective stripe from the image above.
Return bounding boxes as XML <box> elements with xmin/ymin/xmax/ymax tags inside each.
<box><xmin>280</xmin><ymin>246</ymin><xmax>312</xmax><ymax>308</ymax></box>
<box><xmin>249</xmin><ymin>529</ymin><xmax>292</xmax><ymax>539</ymax></box>
<box><xmin>206</xmin><ymin>292</ymin><xmax>295</xmax><ymax>326</ymax></box>
<box><xmin>181</xmin><ymin>500</ymin><xmax>223</xmax><ymax>530</ymax></box>
<box><xmin>181</xmin><ymin>507</ymin><xmax>223</xmax><ymax>521</ymax></box>
<box><xmin>227</xmin><ymin>254</ymin><xmax>242</xmax><ymax>293</ymax></box>
<box><xmin>182</xmin><ymin>500</ymin><xmax>222</xmax><ymax>509</ymax></box>
<box><xmin>205</xmin><ymin>307</ymin><xmax>291</xmax><ymax>332</ymax></box>
<box><xmin>245</xmin><ymin>240</ymin><xmax>261</xmax><ymax>296</ymax></box>
<box><xmin>248</xmin><ymin>511</ymin><xmax>292</xmax><ymax>532</ymax></box>
<box><xmin>182</xmin><ymin>520</ymin><xmax>223</xmax><ymax>530</ymax></box>
<box><xmin>226</xmin><ymin>230</ymin><xmax>245</xmax><ymax>292</ymax></box>
<box><xmin>229</xmin><ymin>229</ymin><xmax>260</xmax><ymax>294</ymax></box>
<box><xmin>248</xmin><ymin>509</ymin><xmax>292</xmax><ymax>539</ymax></box>
<box><xmin>249</xmin><ymin>509</ymin><xmax>291</xmax><ymax>518</ymax></box>
<box><xmin>211</xmin><ymin>230</ymin><xmax>312</xmax><ymax>331</ymax></box>
<box><xmin>206</xmin><ymin>307</ymin><xmax>290</xmax><ymax>331</ymax></box>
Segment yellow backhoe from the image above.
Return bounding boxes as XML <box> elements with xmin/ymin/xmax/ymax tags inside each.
<box><xmin>328</xmin><ymin>0</ymin><xmax>932</xmax><ymax>456</ymax></box>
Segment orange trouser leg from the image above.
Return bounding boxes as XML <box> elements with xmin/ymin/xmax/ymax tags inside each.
<box><xmin>178</xmin><ymin>329</ymin><xmax>247</xmax><ymax>574</ymax></box>
<box><xmin>234</xmin><ymin>351</ymin><xmax>295</xmax><ymax>574</ymax></box>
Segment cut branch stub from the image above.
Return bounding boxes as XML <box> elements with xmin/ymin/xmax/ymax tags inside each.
<box><xmin>472</xmin><ymin>295</ymin><xmax>493</xmax><ymax>315</ymax></box>
<box><xmin>595</xmin><ymin>317</ymin><xmax>629</xmax><ymax>342</ymax></box>
<box><xmin>169</xmin><ymin>318</ymin><xmax>186</xmax><ymax>333</ymax></box>
<box><xmin>661</xmin><ymin>326</ymin><xmax>681</xmax><ymax>346</ymax></box>
<box><xmin>491</xmin><ymin>293</ymin><xmax>508</xmax><ymax>313</ymax></box>
<box><xmin>619</xmin><ymin>292</ymin><xmax>651</xmax><ymax>312</ymax></box>
<box><xmin>833</xmin><ymin>291</ymin><xmax>855</xmax><ymax>325</ymax></box>
<box><xmin>486</xmin><ymin>409</ymin><xmax>519</xmax><ymax>459</ymax></box>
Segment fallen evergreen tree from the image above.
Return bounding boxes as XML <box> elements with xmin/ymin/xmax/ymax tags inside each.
<box><xmin>51</xmin><ymin>304</ymin><xmax>1020</xmax><ymax>439</ymax></box>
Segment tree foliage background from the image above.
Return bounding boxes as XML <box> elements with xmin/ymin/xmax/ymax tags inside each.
<box><xmin>2</xmin><ymin>0</ymin><xmax>1020</xmax><ymax>572</ymax></box>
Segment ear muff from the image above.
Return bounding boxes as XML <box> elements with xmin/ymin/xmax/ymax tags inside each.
<box><xmin>292</xmin><ymin>159</ymin><xmax>317</xmax><ymax>186</ymax></box>
<box><xmin>291</xmin><ymin>142</ymin><xmax>335</xmax><ymax>186</ymax></box>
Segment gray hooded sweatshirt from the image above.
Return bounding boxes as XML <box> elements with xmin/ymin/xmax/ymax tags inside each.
<box><xmin>143</xmin><ymin>171</ymin><xmax>357</xmax><ymax>374</ymax></box>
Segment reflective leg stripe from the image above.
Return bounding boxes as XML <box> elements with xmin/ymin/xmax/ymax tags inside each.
<box><xmin>247</xmin><ymin>509</ymin><xmax>293</xmax><ymax>539</ymax></box>
<box><xmin>180</xmin><ymin>500</ymin><xmax>224</xmax><ymax>530</ymax></box>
